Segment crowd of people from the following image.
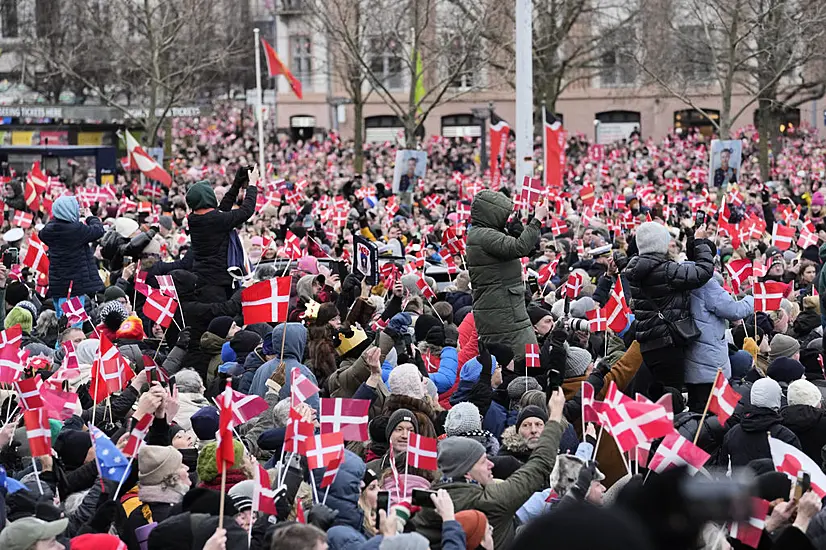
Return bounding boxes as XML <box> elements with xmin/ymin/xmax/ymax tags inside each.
<box><xmin>1</xmin><ymin>101</ymin><xmax>826</xmax><ymax>550</ymax></box>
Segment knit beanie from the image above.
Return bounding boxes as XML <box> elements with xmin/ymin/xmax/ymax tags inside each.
<box><xmin>751</xmin><ymin>378</ymin><xmax>782</xmax><ymax>410</ymax></box>
<box><xmin>414</xmin><ymin>315</ymin><xmax>443</xmax><ymax>344</ymax></box>
<box><xmin>569</xmin><ymin>297</ymin><xmax>596</xmax><ymax>320</ymax></box>
<box><xmin>564</xmin><ymin>346</ymin><xmax>592</xmax><ymax>378</ymax></box>
<box><xmin>114</xmin><ymin>217</ymin><xmax>139</xmax><ymax>239</ymax></box>
<box><xmin>459</xmin><ymin>357</ymin><xmax>497</xmax><ymax>383</ymax></box>
<box><xmin>369</xmin><ymin>416</ymin><xmax>390</xmax><ymax>445</ymax></box>
<box><xmin>767</xmin><ymin>357</ymin><xmax>805</xmax><ymax>384</ymax></box>
<box><xmin>115</xmin><ymin>314</ymin><xmax>146</xmax><ymax>340</ymax></box>
<box><xmin>103</xmin><ymin>285</ymin><xmax>127</xmax><ymax>302</ymax></box>
<box><xmin>186</xmin><ymin>180</ymin><xmax>218</xmax><ymax>211</ymax></box>
<box><xmin>729</xmin><ymin>350</ymin><xmax>753</xmax><ymax>379</ymax></box>
<box><xmin>16</xmin><ymin>300</ymin><xmax>37</xmax><ymax>322</ymax></box>
<box><xmin>388</xmin><ymin>364</ymin><xmax>425</xmax><ymax>400</ymax></box>
<box><xmin>207</xmin><ymin>316</ymin><xmax>234</xmax><ymax>339</ymax></box>
<box><xmin>53</xmin><ymin>429</ymin><xmax>92</xmax><ymax>470</ymax></box>
<box><xmin>380</xmin><ymin>533</ymin><xmax>430</xmax><ymax>550</ymax></box>
<box><xmin>139</xmin><ymin>445</ymin><xmax>183</xmax><ymax>486</ymax></box>
<box><xmin>227</xmin><ymin>479</ymin><xmax>256</xmax><ymax>512</ymax></box>
<box><xmin>455</xmin><ymin>510</ymin><xmax>488</xmax><ymax>550</ymax></box>
<box><xmin>99</xmin><ymin>301</ymin><xmax>128</xmax><ymax>331</ymax></box>
<box><xmin>230</xmin><ymin>330</ymin><xmax>262</xmax><ymax>354</ymax></box>
<box><xmin>4</xmin><ymin>281</ymin><xmax>29</xmax><ymax>306</ymax></box>
<box><xmin>788</xmin><ymin>379</ymin><xmax>823</xmax><ymax>407</ymax></box>
<box><xmin>445</xmin><ymin>402</ymin><xmax>482</xmax><ymax>436</ymax></box>
<box><xmin>314</xmin><ymin>302</ymin><xmax>339</xmax><ymax>326</ymax></box>
<box><xmin>197</xmin><ymin>440</ymin><xmax>244</xmax><ymax>483</ymax></box>
<box><xmin>190</xmin><ymin>407</ymin><xmax>220</xmax><ymax>441</ymax></box>
<box><xmin>769</xmin><ymin>334</ymin><xmax>800</xmax><ymax>361</ymax></box>
<box><xmin>158</xmin><ymin>215</ymin><xmax>174</xmax><ymax>231</ymax></box>
<box><xmin>424</xmin><ymin>378</ymin><xmax>438</xmax><ymax>400</ymax></box>
<box><xmin>68</xmin><ymin>533</ymin><xmax>127</xmax><ymax>550</ymax></box>
<box><xmin>221</xmin><ymin>342</ymin><xmax>236</xmax><ymax>363</ymax></box>
<box><xmin>437</xmin><ymin>437</ymin><xmax>486</xmax><ymax>479</ymax></box>
<box><xmin>516</xmin><ymin>405</ymin><xmax>548</xmax><ymax>430</ymax></box>
<box><xmin>507</xmin><ymin>376</ymin><xmax>540</xmax><ymax>402</ymax></box>
<box><xmin>4</xmin><ymin>307</ymin><xmax>31</xmax><ymax>334</ymax></box>
<box><xmin>385</xmin><ymin>409</ymin><xmax>419</xmax><ymax>441</ymax></box>
<box><xmin>635</xmin><ymin>222</ymin><xmax>672</xmax><ymax>255</ymax></box>
<box><xmin>528</xmin><ymin>306</ymin><xmax>553</xmax><ymax>326</ymax></box>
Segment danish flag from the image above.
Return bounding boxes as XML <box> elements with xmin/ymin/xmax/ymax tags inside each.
<box><xmin>728</xmin><ymin>498</ymin><xmax>770</xmax><ymax>549</ymax></box>
<box><xmin>725</xmin><ymin>258</ymin><xmax>752</xmax><ymax>294</ymax></box>
<box><xmin>41</xmin><ymin>385</ymin><xmax>79</xmax><ymax>420</ymax></box>
<box><xmin>538</xmin><ymin>259</ymin><xmax>558</xmax><ymax>286</ymax></box>
<box><xmin>604</xmin><ymin>277</ymin><xmax>631</xmax><ymax>332</ymax></box>
<box><xmin>90</xmin><ymin>334</ymin><xmax>135</xmax><ymax>403</ymax></box>
<box><xmin>604</xmin><ymin>382</ymin><xmax>674</xmax><ymax>453</ymax></box>
<box><xmin>14</xmin><ymin>376</ymin><xmax>43</xmax><ymax>410</ymax></box>
<box><xmin>143</xmin><ymin>288</ymin><xmax>178</xmax><ymax>328</ymax></box>
<box><xmin>798</xmin><ymin>222</ymin><xmax>819</xmax><ymax>248</ymax></box>
<box><xmin>12</xmin><ymin>210</ymin><xmax>33</xmax><ymax>228</ymax></box>
<box><xmin>708</xmin><ymin>370</ymin><xmax>741</xmax><ymax>424</ymax></box>
<box><xmin>253</xmin><ymin>464</ymin><xmax>278</xmax><ymax>515</ymax></box>
<box><xmin>565</xmin><ymin>272</ymin><xmax>584</xmax><ymax>299</ymax></box>
<box><xmin>22</xmin><ymin>233</ymin><xmax>49</xmax><ymax>275</ymax></box>
<box><xmin>24</xmin><ymin>162</ymin><xmax>47</xmax><ymax>211</ymax></box>
<box><xmin>586</xmin><ymin>307</ymin><xmax>608</xmax><ymax>332</ymax></box>
<box><xmin>124</xmin><ymin>129</ymin><xmax>172</xmax><ymax>187</ymax></box>
<box><xmin>0</xmin><ymin>345</ymin><xmax>22</xmax><ymax>384</ymax></box>
<box><xmin>50</xmin><ymin>341</ymin><xmax>80</xmax><ymax>382</ymax></box>
<box><xmin>284</xmin><ymin>230</ymin><xmax>303</xmax><ymax>260</ymax></box>
<box><xmin>770</xmin><ymin>223</ymin><xmax>796</xmax><ymax>251</ymax></box>
<box><xmin>753</xmin><ymin>281</ymin><xmax>785</xmax><ymax>312</ymax></box>
<box><xmin>24</xmin><ymin>408</ymin><xmax>51</xmax><ymax>457</ymax></box>
<box><xmin>416</xmin><ymin>274</ymin><xmax>436</xmax><ymax>300</ymax></box>
<box><xmin>582</xmin><ymin>381</ymin><xmax>601</xmax><ymax>423</ymax></box>
<box><xmin>406</xmin><ymin>433</ymin><xmax>438</xmax><ymax>470</ymax></box>
<box><xmin>320</xmin><ymin>449</ymin><xmax>345</xmax><ymax>489</ymax></box>
<box><xmin>290</xmin><ymin>367</ymin><xmax>319</xmax><ymax>409</ymax></box>
<box><xmin>752</xmin><ymin>259</ymin><xmax>768</xmax><ymax>278</ymax></box>
<box><xmin>549</xmin><ymin>218</ymin><xmax>567</xmax><ymax>237</ymax></box>
<box><xmin>525</xmin><ymin>343</ymin><xmax>541</xmax><ymax>369</ymax></box>
<box><xmin>320</xmin><ymin>398</ymin><xmax>370</xmax><ymax>441</ymax></box>
<box><xmin>225</xmin><ymin>383</ymin><xmax>269</xmax><ymax>425</ymax></box>
<box><xmin>155</xmin><ymin>275</ymin><xmax>179</xmax><ymax>300</ymax></box>
<box><xmin>285</xmin><ymin>408</ymin><xmax>314</xmax><ymax>454</ymax></box>
<box><xmin>770</xmin><ymin>436</ymin><xmax>826</xmax><ymax>498</ymax></box>
<box><xmin>123</xmin><ymin>413</ymin><xmax>154</xmax><ymax>458</ymax></box>
<box><xmin>304</xmin><ymin>432</ymin><xmax>345</xmax><ymax>470</ymax></box>
<box><xmin>647</xmin><ymin>432</ymin><xmax>710</xmax><ymax>475</ymax></box>
<box><xmin>520</xmin><ymin>176</ymin><xmax>545</xmax><ymax>207</ymax></box>
<box><xmin>216</xmin><ymin>383</ymin><xmax>236</xmax><ymax>473</ymax></box>
<box><xmin>241</xmin><ymin>277</ymin><xmax>291</xmax><ymax>325</ymax></box>
<box><xmin>61</xmin><ymin>296</ymin><xmax>89</xmax><ymax>325</ymax></box>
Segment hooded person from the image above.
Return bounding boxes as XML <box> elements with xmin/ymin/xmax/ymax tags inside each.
<box><xmin>411</xmin><ymin>389</ymin><xmax>565</xmax><ymax>550</ymax></box>
<box><xmin>721</xmin><ymin>378</ymin><xmax>801</xmax><ymax>467</ymax></box>
<box><xmin>39</xmin><ymin>195</ymin><xmax>106</xmax><ymax>301</ymax></box>
<box><xmin>780</xmin><ymin>379</ymin><xmax>826</xmax><ymax>464</ymax></box>
<box><xmin>249</xmin><ymin>323</ymin><xmax>316</xmax><ymax>409</ymax></box>
<box><xmin>624</xmin><ymin>223</ymin><xmax>714</xmax><ymax>389</ymax></box>
<box><xmin>125</xmin><ymin>445</ymin><xmax>191</xmax><ymax>547</ymax></box>
<box><xmin>186</xmin><ymin>167</ymin><xmax>258</xmax><ymax>296</ymax></box>
<box><xmin>466</xmin><ymin>190</ymin><xmax>547</xmax><ymax>362</ymax></box>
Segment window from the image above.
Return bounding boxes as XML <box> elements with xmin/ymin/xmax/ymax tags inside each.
<box><xmin>35</xmin><ymin>0</ymin><xmax>59</xmax><ymax>38</ymax></box>
<box><xmin>446</xmin><ymin>37</ymin><xmax>480</xmax><ymax>89</ymax></box>
<box><xmin>290</xmin><ymin>36</ymin><xmax>312</xmax><ymax>86</ymax></box>
<box><xmin>1</xmin><ymin>0</ymin><xmax>17</xmax><ymax>38</ymax></box>
<box><xmin>369</xmin><ymin>37</ymin><xmax>403</xmax><ymax>90</ymax></box>
<box><xmin>600</xmin><ymin>43</ymin><xmax>636</xmax><ymax>87</ymax></box>
<box><xmin>281</xmin><ymin>0</ymin><xmax>305</xmax><ymax>11</ymax></box>
<box><xmin>678</xmin><ymin>25</ymin><xmax>713</xmax><ymax>82</ymax></box>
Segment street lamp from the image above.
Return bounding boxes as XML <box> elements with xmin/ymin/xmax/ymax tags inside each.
<box><xmin>593</xmin><ymin>119</ymin><xmax>601</xmax><ymax>144</ymax></box>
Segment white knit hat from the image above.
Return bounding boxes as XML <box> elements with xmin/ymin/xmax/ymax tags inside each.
<box><xmin>751</xmin><ymin>378</ymin><xmax>782</xmax><ymax>410</ymax></box>
<box><xmin>635</xmin><ymin>222</ymin><xmax>672</xmax><ymax>255</ymax></box>
<box><xmin>114</xmin><ymin>217</ymin><xmax>139</xmax><ymax>239</ymax></box>
<box><xmin>445</xmin><ymin>402</ymin><xmax>482</xmax><ymax>436</ymax></box>
<box><xmin>388</xmin><ymin>363</ymin><xmax>425</xmax><ymax>400</ymax></box>
<box><xmin>788</xmin><ymin>379</ymin><xmax>823</xmax><ymax>408</ymax></box>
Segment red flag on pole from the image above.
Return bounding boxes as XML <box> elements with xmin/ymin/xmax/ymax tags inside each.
<box><xmin>753</xmin><ymin>281</ymin><xmax>785</xmax><ymax>312</ymax></box>
<box><xmin>241</xmin><ymin>277</ymin><xmax>291</xmax><ymax>325</ymax></box>
<box><xmin>708</xmin><ymin>370</ymin><xmax>741</xmax><ymax>424</ymax></box>
<box><xmin>216</xmin><ymin>383</ymin><xmax>236</xmax><ymax>474</ymax></box>
<box><xmin>406</xmin><ymin>433</ymin><xmax>438</xmax><ymax>470</ymax></box>
<box><xmin>261</xmin><ymin>38</ymin><xmax>303</xmax><ymax>100</ymax></box>
<box><xmin>319</xmin><ymin>398</ymin><xmax>370</xmax><ymax>441</ymax></box>
<box><xmin>24</xmin><ymin>408</ymin><xmax>51</xmax><ymax>456</ymax></box>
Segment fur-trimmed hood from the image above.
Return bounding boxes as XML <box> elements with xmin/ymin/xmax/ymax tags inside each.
<box><xmin>498</xmin><ymin>425</ymin><xmax>532</xmax><ymax>462</ymax></box>
<box><xmin>549</xmin><ymin>454</ymin><xmax>605</xmax><ymax>498</ymax></box>
<box><xmin>384</xmin><ymin>394</ymin><xmax>438</xmax><ymax>438</ymax></box>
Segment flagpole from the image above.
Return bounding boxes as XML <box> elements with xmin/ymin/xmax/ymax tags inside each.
<box><xmin>542</xmin><ymin>102</ymin><xmax>547</xmax><ymax>189</ymax></box>
<box><xmin>254</xmin><ymin>28</ymin><xmax>266</xmax><ymax>178</ymax></box>
<box><xmin>322</xmin><ymin>485</ymin><xmax>331</xmax><ymax>505</ymax></box>
<box><xmin>592</xmin><ymin>425</ymin><xmax>604</xmax><ymax>461</ymax></box>
<box><xmin>580</xmin><ymin>382</ymin><xmax>586</xmax><ymax>438</ymax></box>
<box><xmin>694</xmin><ymin>368</ymin><xmax>720</xmax><ymax>445</ymax></box>
<box><xmin>31</xmin><ymin>457</ymin><xmax>43</xmax><ymax>495</ymax></box>
<box><xmin>114</xmin><ymin>456</ymin><xmax>136</xmax><ymax>500</ymax></box>
<box><xmin>218</xmin><ymin>467</ymin><xmax>227</xmax><ymax>529</ymax></box>
<box><xmin>308</xmin><ymin>468</ymin><xmax>319</xmax><ymax>503</ymax></box>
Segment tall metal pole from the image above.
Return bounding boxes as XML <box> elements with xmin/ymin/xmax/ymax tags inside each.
<box><xmin>254</xmin><ymin>28</ymin><xmax>266</xmax><ymax>173</ymax></box>
<box><xmin>514</xmin><ymin>0</ymin><xmax>533</xmax><ymax>191</ymax></box>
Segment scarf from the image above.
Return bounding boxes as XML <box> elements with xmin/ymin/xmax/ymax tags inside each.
<box><xmin>198</xmin><ymin>470</ymin><xmax>248</xmax><ymax>492</ymax></box>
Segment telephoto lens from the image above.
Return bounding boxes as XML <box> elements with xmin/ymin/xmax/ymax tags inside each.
<box><xmin>568</xmin><ymin>318</ymin><xmax>590</xmax><ymax>332</ymax></box>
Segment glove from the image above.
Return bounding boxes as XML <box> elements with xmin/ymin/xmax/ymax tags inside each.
<box><xmin>88</xmin><ymin>494</ymin><xmax>117</xmax><ymax>533</ymax></box>
<box><xmin>307</xmin><ymin>503</ymin><xmax>339</xmax><ymax>531</ymax></box>
<box><xmin>233</xmin><ymin>166</ymin><xmax>249</xmax><ymax>188</ymax></box>
<box><xmin>567</xmin><ymin>462</ymin><xmax>598</xmax><ymax>501</ymax></box>
<box><xmin>175</xmin><ymin>328</ymin><xmax>191</xmax><ymax>350</ymax></box>
<box><xmin>444</xmin><ymin>324</ymin><xmax>459</xmax><ymax>348</ymax></box>
<box><xmin>477</xmin><ymin>341</ymin><xmax>492</xmax><ymax>376</ymax></box>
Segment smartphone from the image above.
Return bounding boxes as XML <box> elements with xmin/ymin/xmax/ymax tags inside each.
<box><xmin>2</xmin><ymin>248</ymin><xmax>17</xmax><ymax>269</ymax></box>
<box><xmin>695</xmin><ymin>210</ymin><xmax>706</xmax><ymax>226</ymax></box>
<box><xmin>411</xmin><ymin>488</ymin><xmax>437</xmax><ymax>508</ymax></box>
<box><xmin>797</xmin><ymin>472</ymin><xmax>811</xmax><ymax>498</ymax></box>
<box><xmin>332</xmin><ymin>260</ymin><xmax>348</xmax><ymax>279</ymax></box>
<box><xmin>376</xmin><ymin>491</ymin><xmax>389</xmax><ymax>529</ymax></box>
<box><xmin>373</xmin><ymin>330</ymin><xmax>382</xmax><ymax>347</ymax></box>
<box><xmin>528</xmin><ymin>275</ymin><xmax>540</xmax><ymax>296</ymax></box>
<box><xmin>123</xmin><ymin>255</ymin><xmax>133</xmax><ymax>267</ymax></box>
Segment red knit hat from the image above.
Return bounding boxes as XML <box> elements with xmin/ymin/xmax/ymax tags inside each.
<box><xmin>71</xmin><ymin>533</ymin><xmax>127</xmax><ymax>550</ymax></box>
<box><xmin>456</xmin><ymin>510</ymin><xmax>488</xmax><ymax>549</ymax></box>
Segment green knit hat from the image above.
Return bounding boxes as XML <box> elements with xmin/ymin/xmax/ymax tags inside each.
<box><xmin>5</xmin><ymin>307</ymin><xmax>32</xmax><ymax>334</ymax></box>
<box><xmin>49</xmin><ymin>419</ymin><xmax>63</xmax><ymax>442</ymax></box>
<box><xmin>185</xmin><ymin>180</ymin><xmax>218</xmax><ymax>211</ymax></box>
<box><xmin>197</xmin><ymin>440</ymin><xmax>245</xmax><ymax>483</ymax></box>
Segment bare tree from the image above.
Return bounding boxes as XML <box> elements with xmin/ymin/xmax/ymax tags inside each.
<box><xmin>311</xmin><ymin>0</ymin><xmax>508</xmax><ymax>148</ymax></box>
<box><xmin>22</xmin><ymin>0</ymin><xmax>251</xmax><ymax>146</ymax></box>
<box><xmin>448</xmin><ymin>0</ymin><xmax>637</xmax><ymax>116</ymax></box>
<box><xmin>634</xmin><ymin>0</ymin><xmax>826</xmax><ymax>176</ymax></box>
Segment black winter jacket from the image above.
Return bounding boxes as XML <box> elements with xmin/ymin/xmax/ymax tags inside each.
<box><xmin>187</xmin><ymin>178</ymin><xmax>257</xmax><ymax>288</ymax></box>
<box><xmin>674</xmin><ymin>411</ymin><xmax>728</xmax><ymax>463</ymax></box>
<box><xmin>780</xmin><ymin>404</ymin><xmax>826</xmax><ymax>465</ymax></box>
<box><xmin>625</xmin><ymin>238</ymin><xmax>715</xmax><ymax>352</ymax></box>
<box><xmin>39</xmin><ymin>217</ymin><xmax>105</xmax><ymax>297</ymax></box>
<box><xmin>721</xmin><ymin>405</ymin><xmax>801</xmax><ymax>467</ymax></box>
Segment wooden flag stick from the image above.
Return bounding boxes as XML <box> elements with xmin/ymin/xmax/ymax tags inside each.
<box><xmin>218</xmin><ymin>467</ymin><xmax>227</xmax><ymax>529</ymax></box>
<box><xmin>694</xmin><ymin>368</ymin><xmax>720</xmax><ymax>445</ymax></box>
<box><xmin>592</xmin><ymin>425</ymin><xmax>604</xmax><ymax>461</ymax></box>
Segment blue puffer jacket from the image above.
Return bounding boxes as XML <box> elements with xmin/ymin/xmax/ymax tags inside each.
<box><xmin>428</xmin><ymin>347</ymin><xmax>459</xmax><ymax>394</ymax></box>
<box><xmin>39</xmin><ymin>217</ymin><xmax>105</xmax><ymax>297</ymax></box>
<box><xmin>684</xmin><ymin>275</ymin><xmax>754</xmax><ymax>384</ymax></box>
<box><xmin>312</xmin><ymin>449</ymin><xmax>365</xmax><ymax>531</ymax></box>
<box><xmin>249</xmin><ymin>324</ymin><xmax>319</xmax><ymax>409</ymax></box>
